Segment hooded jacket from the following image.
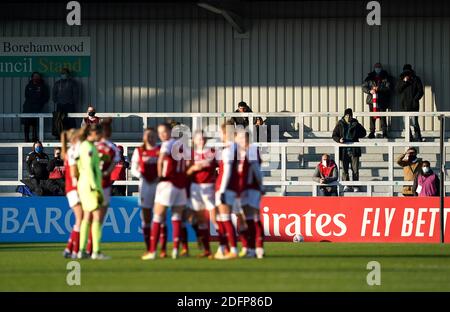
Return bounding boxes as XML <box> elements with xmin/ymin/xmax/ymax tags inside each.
<box><xmin>332</xmin><ymin>117</ymin><xmax>367</xmax><ymax>158</ymax></box>
<box><xmin>362</xmin><ymin>70</ymin><xmax>392</xmax><ymax>109</ymax></box>
<box><xmin>396</xmin><ymin>70</ymin><xmax>424</xmax><ymax>111</ymax></box>
<box><xmin>23</xmin><ymin>80</ymin><xmax>50</xmax><ymax>113</ymax></box>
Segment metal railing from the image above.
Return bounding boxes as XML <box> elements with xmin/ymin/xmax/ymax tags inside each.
<box><xmin>1</xmin><ymin>112</ymin><xmax>449</xmax><ymax>195</ymax></box>
<box><xmin>2</xmin><ymin>111</ymin><xmax>450</xmax><ymax>143</ymax></box>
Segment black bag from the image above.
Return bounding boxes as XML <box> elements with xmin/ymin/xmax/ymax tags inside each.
<box><xmin>52</xmin><ymin>111</ymin><xmax>66</xmax><ymax>138</ymax></box>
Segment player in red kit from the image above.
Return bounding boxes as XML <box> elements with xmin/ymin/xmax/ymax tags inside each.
<box><xmin>131</xmin><ymin>127</ymin><xmax>169</xmax><ymax>257</ymax></box>
<box><xmin>214</xmin><ymin>122</ymin><xmax>241</xmax><ymax>260</ymax></box>
<box><xmin>142</xmin><ymin>123</ymin><xmax>190</xmax><ymax>260</ymax></box>
<box><xmin>186</xmin><ymin>131</ymin><xmax>217</xmax><ymax>258</ymax></box>
<box><xmin>61</xmin><ymin>128</ymin><xmax>82</xmax><ymax>259</ymax></box>
<box><xmin>95</xmin><ymin>118</ymin><xmax>121</xmax><ymax>210</ymax></box>
<box><xmin>237</xmin><ymin>131</ymin><xmax>265</xmax><ymax>259</ymax></box>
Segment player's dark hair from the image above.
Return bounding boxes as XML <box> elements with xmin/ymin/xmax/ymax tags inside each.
<box><xmin>423</xmin><ymin>160</ymin><xmax>430</xmax><ymax>167</ymax></box>
<box><xmin>158</xmin><ymin>122</ymin><xmax>172</xmax><ymax>131</ymax></box>
<box><xmin>142</xmin><ymin>127</ymin><xmax>156</xmax><ymax>148</ymax></box>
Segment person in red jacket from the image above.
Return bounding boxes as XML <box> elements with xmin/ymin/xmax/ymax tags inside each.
<box><xmin>312</xmin><ymin>154</ymin><xmax>339</xmax><ymax>196</ymax></box>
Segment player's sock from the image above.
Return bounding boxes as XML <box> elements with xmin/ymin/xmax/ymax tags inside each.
<box><xmin>65</xmin><ymin>230</ymin><xmax>75</xmax><ymax>252</ymax></box>
<box><xmin>159</xmin><ymin>223</ymin><xmax>167</xmax><ymax>253</ymax></box>
<box><xmin>217</xmin><ymin>221</ymin><xmax>229</xmax><ymax>253</ymax></box>
<box><xmin>149</xmin><ymin>215</ymin><xmax>163</xmax><ymax>253</ymax></box>
<box><xmin>91</xmin><ymin>220</ymin><xmax>102</xmax><ymax>254</ymax></box>
<box><xmin>86</xmin><ymin>228</ymin><xmax>93</xmax><ymax>254</ymax></box>
<box><xmin>255</xmin><ymin>220</ymin><xmax>264</xmax><ymax>249</ymax></box>
<box><xmin>79</xmin><ymin>220</ymin><xmax>91</xmax><ymax>252</ymax></box>
<box><xmin>237</xmin><ymin>218</ymin><xmax>249</xmax><ymax>249</ymax></box>
<box><xmin>171</xmin><ymin>212</ymin><xmax>182</xmax><ymax>251</ymax></box>
<box><xmin>198</xmin><ymin>223</ymin><xmax>210</xmax><ymax>253</ymax></box>
<box><xmin>72</xmin><ymin>230</ymin><xmax>80</xmax><ymax>254</ymax></box>
<box><xmin>142</xmin><ymin>224</ymin><xmax>151</xmax><ymax>251</ymax></box>
<box><xmin>221</xmin><ymin>214</ymin><xmax>237</xmax><ymax>251</ymax></box>
<box><xmin>181</xmin><ymin>223</ymin><xmax>189</xmax><ymax>252</ymax></box>
<box><xmin>247</xmin><ymin>219</ymin><xmax>256</xmax><ymax>250</ymax></box>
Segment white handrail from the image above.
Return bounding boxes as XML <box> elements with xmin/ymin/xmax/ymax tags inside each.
<box><xmin>1</xmin><ymin>111</ymin><xmax>448</xmax><ymax>196</ymax></box>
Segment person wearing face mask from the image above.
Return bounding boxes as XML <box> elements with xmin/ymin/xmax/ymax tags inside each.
<box><xmin>332</xmin><ymin>108</ymin><xmax>367</xmax><ymax>192</ymax></box>
<box><xmin>52</xmin><ymin>68</ymin><xmax>79</xmax><ymax>133</ymax></box>
<box><xmin>45</xmin><ymin>147</ymin><xmax>66</xmax><ymax>196</ymax></box>
<box><xmin>396</xmin><ymin>64</ymin><xmax>425</xmax><ymax>142</ymax></box>
<box><xmin>396</xmin><ymin>147</ymin><xmax>423</xmax><ymax>196</ymax></box>
<box><xmin>24</xmin><ymin>141</ymin><xmax>50</xmax><ymax>195</ymax></box>
<box><xmin>81</xmin><ymin>106</ymin><xmax>101</xmax><ymax>127</ymax></box>
<box><xmin>21</xmin><ymin>72</ymin><xmax>50</xmax><ymax>142</ymax></box>
<box><xmin>312</xmin><ymin>154</ymin><xmax>338</xmax><ymax>196</ymax></box>
<box><xmin>362</xmin><ymin>63</ymin><xmax>392</xmax><ymax>139</ymax></box>
<box><xmin>413</xmin><ymin>161</ymin><xmax>440</xmax><ymax>197</ymax></box>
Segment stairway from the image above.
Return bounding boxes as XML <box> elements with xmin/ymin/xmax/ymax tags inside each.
<box><xmin>1</xmin><ymin>133</ymin><xmax>448</xmax><ymax>197</ymax></box>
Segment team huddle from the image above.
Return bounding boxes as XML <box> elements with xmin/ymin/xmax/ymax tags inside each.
<box><xmin>61</xmin><ymin>120</ymin><xmax>265</xmax><ymax>260</ymax></box>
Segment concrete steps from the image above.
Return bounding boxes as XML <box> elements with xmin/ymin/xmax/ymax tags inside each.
<box><xmin>0</xmin><ymin>135</ymin><xmax>448</xmax><ymax>196</ymax></box>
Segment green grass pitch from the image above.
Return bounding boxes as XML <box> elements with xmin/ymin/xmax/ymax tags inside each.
<box><xmin>1</xmin><ymin>242</ymin><xmax>450</xmax><ymax>292</ymax></box>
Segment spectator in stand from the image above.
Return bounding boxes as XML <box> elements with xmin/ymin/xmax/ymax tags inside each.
<box><xmin>111</xmin><ymin>145</ymin><xmax>130</xmax><ymax>196</ymax></box>
<box><xmin>255</xmin><ymin>117</ymin><xmax>270</xmax><ymax>142</ymax></box>
<box><xmin>396</xmin><ymin>64</ymin><xmax>425</xmax><ymax>142</ymax></box>
<box><xmin>21</xmin><ymin>72</ymin><xmax>50</xmax><ymax>142</ymax></box>
<box><xmin>332</xmin><ymin>108</ymin><xmax>367</xmax><ymax>193</ymax></box>
<box><xmin>52</xmin><ymin>67</ymin><xmax>79</xmax><ymax>131</ymax></box>
<box><xmin>25</xmin><ymin>141</ymin><xmax>50</xmax><ymax>195</ymax></box>
<box><xmin>413</xmin><ymin>160</ymin><xmax>440</xmax><ymax>197</ymax></box>
<box><xmin>362</xmin><ymin>63</ymin><xmax>392</xmax><ymax>139</ymax></box>
<box><xmin>396</xmin><ymin>147</ymin><xmax>423</xmax><ymax>196</ymax></box>
<box><xmin>231</xmin><ymin>101</ymin><xmax>253</xmax><ymax>128</ymax></box>
<box><xmin>46</xmin><ymin>147</ymin><xmax>65</xmax><ymax>195</ymax></box>
<box><xmin>81</xmin><ymin>106</ymin><xmax>101</xmax><ymax>127</ymax></box>
<box><xmin>312</xmin><ymin>154</ymin><xmax>339</xmax><ymax>196</ymax></box>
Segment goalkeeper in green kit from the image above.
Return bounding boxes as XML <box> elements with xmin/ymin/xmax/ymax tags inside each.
<box><xmin>77</xmin><ymin>124</ymin><xmax>110</xmax><ymax>260</ymax></box>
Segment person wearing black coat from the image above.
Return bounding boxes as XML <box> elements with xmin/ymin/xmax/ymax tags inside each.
<box><xmin>52</xmin><ymin>67</ymin><xmax>79</xmax><ymax>132</ymax></box>
<box><xmin>24</xmin><ymin>141</ymin><xmax>50</xmax><ymax>196</ymax></box>
<box><xmin>231</xmin><ymin>101</ymin><xmax>253</xmax><ymax>128</ymax></box>
<box><xmin>362</xmin><ymin>63</ymin><xmax>392</xmax><ymax>138</ymax></box>
<box><xmin>396</xmin><ymin>64</ymin><xmax>425</xmax><ymax>142</ymax></box>
<box><xmin>332</xmin><ymin>108</ymin><xmax>367</xmax><ymax>192</ymax></box>
<box><xmin>21</xmin><ymin>72</ymin><xmax>50</xmax><ymax>142</ymax></box>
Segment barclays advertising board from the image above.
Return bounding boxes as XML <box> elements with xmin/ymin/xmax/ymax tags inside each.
<box><xmin>0</xmin><ymin>197</ymin><xmax>197</xmax><ymax>242</ymax></box>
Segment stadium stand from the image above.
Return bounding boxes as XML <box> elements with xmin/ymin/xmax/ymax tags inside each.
<box><xmin>0</xmin><ymin>111</ymin><xmax>449</xmax><ymax>197</ymax></box>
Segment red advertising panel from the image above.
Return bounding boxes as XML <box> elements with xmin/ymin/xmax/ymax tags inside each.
<box><xmin>260</xmin><ymin>197</ymin><xmax>450</xmax><ymax>243</ymax></box>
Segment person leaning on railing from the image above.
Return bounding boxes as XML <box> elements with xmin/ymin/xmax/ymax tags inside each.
<box><xmin>312</xmin><ymin>154</ymin><xmax>338</xmax><ymax>196</ymax></box>
<box><xmin>396</xmin><ymin>147</ymin><xmax>423</xmax><ymax>196</ymax></box>
<box><xmin>80</xmin><ymin>106</ymin><xmax>101</xmax><ymax>127</ymax></box>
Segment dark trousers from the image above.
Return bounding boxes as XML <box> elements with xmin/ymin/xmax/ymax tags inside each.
<box><xmin>341</xmin><ymin>152</ymin><xmax>360</xmax><ymax>181</ymax></box>
<box><xmin>409</xmin><ymin>116</ymin><xmax>423</xmax><ymax>141</ymax></box>
<box><xmin>24</xmin><ymin>122</ymin><xmax>38</xmax><ymax>142</ymax></box>
<box><xmin>318</xmin><ymin>188</ymin><xmax>338</xmax><ymax>196</ymax></box>
<box><xmin>368</xmin><ymin>104</ymin><xmax>388</xmax><ymax>134</ymax></box>
<box><xmin>56</xmin><ymin>103</ymin><xmax>76</xmax><ymax>130</ymax></box>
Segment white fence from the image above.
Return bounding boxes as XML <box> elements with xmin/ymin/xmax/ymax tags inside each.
<box><xmin>0</xmin><ymin>112</ymin><xmax>449</xmax><ymax>196</ymax></box>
